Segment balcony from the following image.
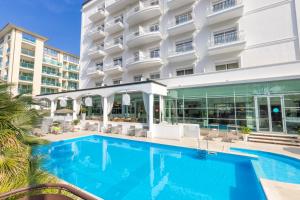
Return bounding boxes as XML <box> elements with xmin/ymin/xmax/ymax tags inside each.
<box><xmin>89</xmin><ymin>7</ymin><xmax>107</xmax><ymax>22</ymax></box>
<box><xmin>106</xmin><ymin>0</ymin><xmax>131</xmax><ymax>14</ymax></box>
<box><xmin>88</xmin><ymin>46</ymin><xmax>106</xmax><ymax>59</ymax></box>
<box><xmin>103</xmin><ymin>63</ymin><xmax>123</xmax><ymax>75</ymax></box>
<box><xmin>105</xmin><ymin>17</ymin><xmax>124</xmax><ymax>34</ymax></box>
<box><xmin>87</xmin><ymin>66</ymin><xmax>105</xmax><ymax>78</ymax></box>
<box><xmin>126</xmin><ymin>54</ymin><xmax>162</xmax><ymax>71</ymax></box>
<box><xmin>41</xmin><ymin>81</ymin><xmax>61</xmax><ymax>87</ymax></box>
<box><xmin>167</xmin><ymin>0</ymin><xmax>197</xmax><ymax>10</ymax></box>
<box><xmin>104</xmin><ymin>39</ymin><xmax>124</xmax><ymax>54</ymax></box>
<box><xmin>207</xmin><ymin>0</ymin><xmax>244</xmax><ymax>25</ymax></box>
<box><xmin>208</xmin><ymin>30</ymin><xmax>246</xmax><ymax>55</ymax></box>
<box><xmin>127</xmin><ymin>27</ymin><xmax>162</xmax><ymax>48</ymax></box>
<box><xmin>89</xmin><ymin>26</ymin><xmax>106</xmax><ymax>41</ymax></box>
<box><xmin>18</xmin><ymin>88</ymin><xmax>32</xmax><ymax>95</ymax></box>
<box><xmin>43</xmin><ymin>57</ymin><xmax>63</xmax><ymax>67</ymax></box>
<box><xmin>42</xmin><ymin>70</ymin><xmax>61</xmax><ymax>77</ymax></box>
<box><xmin>168</xmin><ymin>46</ymin><xmax>197</xmax><ymax>63</ymax></box>
<box><xmin>19</xmin><ymin>75</ymin><xmax>33</xmax><ymax>82</ymax></box>
<box><xmin>127</xmin><ymin>1</ymin><xmax>161</xmax><ymax>26</ymax></box>
<box><xmin>63</xmin><ymin>65</ymin><xmax>79</xmax><ymax>72</ymax></box>
<box><xmin>21</xmin><ymin>48</ymin><xmax>35</xmax><ymax>59</ymax></box>
<box><xmin>20</xmin><ymin>62</ymin><xmax>34</xmax><ymax>70</ymax></box>
<box><xmin>168</xmin><ymin>18</ymin><xmax>196</xmax><ymax>36</ymax></box>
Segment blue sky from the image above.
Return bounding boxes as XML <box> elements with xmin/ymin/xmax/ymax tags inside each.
<box><xmin>0</xmin><ymin>0</ymin><xmax>82</xmax><ymax>56</ymax></box>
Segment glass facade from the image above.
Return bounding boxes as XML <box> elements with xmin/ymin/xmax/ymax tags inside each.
<box><xmin>164</xmin><ymin>79</ymin><xmax>300</xmax><ymax>134</ymax></box>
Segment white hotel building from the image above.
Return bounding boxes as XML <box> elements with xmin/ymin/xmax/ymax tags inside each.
<box><xmin>38</xmin><ymin>0</ymin><xmax>300</xmax><ymax>137</ymax></box>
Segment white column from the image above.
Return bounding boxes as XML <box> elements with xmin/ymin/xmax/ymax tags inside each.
<box><xmin>103</xmin><ymin>96</ymin><xmax>108</xmax><ymax>128</ymax></box>
<box><xmin>148</xmin><ymin>93</ymin><xmax>154</xmax><ymax>135</ymax></box>
<box><xmin>72</xmin><ymin>99</ymin><xmax>78</xmax><ymax>120</ymax></box>
<box><xmin>50</xmin><ymin>100</ymin><xmax>56</xmax><ymax>118</ymax></box>
<box><xmin>159</xmin><ymin>95</ymin><xmax>164</xmax><ymax>123</ymax></box>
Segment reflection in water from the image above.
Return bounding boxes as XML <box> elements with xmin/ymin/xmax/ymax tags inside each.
<box><xmin>35</xmin><ymin>136</ymin><xmax>265</xmax><ymax>200</ymax></box>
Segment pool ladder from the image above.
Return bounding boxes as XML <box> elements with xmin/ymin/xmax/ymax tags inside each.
<box><xmin>197</xmin><ymin>137</ymin><xmax>217</xmax><ymax>158</ymax></box>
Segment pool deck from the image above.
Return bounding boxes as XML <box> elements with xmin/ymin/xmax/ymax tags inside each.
<box><xmin>41</xmin><ymin>131</ymin><xmax>300</xmax><ymax>200</ymax></box>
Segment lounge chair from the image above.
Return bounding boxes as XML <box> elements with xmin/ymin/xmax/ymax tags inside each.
<box><xmin>204</xmin><ymin>130</ymin><xmax>218</xmax><ymax>140</ymax></box>
<box><xmin>112</xmin><ymin>125</ymin><xmax>122</xmax><ymax>134</ymax></box>
<box><xmin>103</xmin><ymin>124</ymin><xmax>112</xmax><ymax>133</ymax></box>
<box><xmin>135</xmin><ymin>126</ymin><xmax>148</xmax><ymax>137</ymax></box>
<box><xmin>127</xmin><ymin>125</ymin><xmax>136</xmax><ymax>136</ymax></box>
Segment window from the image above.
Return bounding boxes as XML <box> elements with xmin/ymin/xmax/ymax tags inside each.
<box><xmin>175</xmin><ymin>11</ymin><xmax>192</xmax><ymax>25</ymax></box>
<box><xmin>114</xmin><ymin>15</ymin><xmax>123</xmax><ymax>23</ymax></box>
<box><xmin>213</xmin><ymin>28</ymin><xmax>238</xmax><ymax>45</ymax></box>
<box><xmin>134</xmin><ymin>52</ymin><xmax>140</xmax><ymax>61</ymax></box>
<box><xmin>150</xmin><ymin>23</ymin><xmax>159</xmax><ymax>32</ymax></box>
<box><xmin>216</xmin><ymin>62</ymin><xmax>239</xmax><ymax>71</ymax></box>
<box><xmin>150</xmin><ymin>73</ymin><xmax>160</xmax><ymax>80</ymax></box>
<box><xmin>113</xmin><ymin>57</ymin><xmax>122</xmax><ymax>66</ymax></box>
<box><xmin>113</xmin><ymin>79</ymin><xmax>121</xmax><ymax>85</ymax></box>
<box><xmin>95</xmin><ymin>82</ymin><xmax>103</xmax><ymax>87</ymax></box>
<box><xmin>176</xmin><ymin>39</ymin><xmax>193</xmax><ymax>53</ymax></box>
<box><xmin>134</xmin><ymin>75</ymin><xmax>143</xmax><ymax>82</ymax></box>
<box><xmin>213</xmin><ymin>0</ymin><xmax>237</xmax><ymax>12</ymax></box>
<box><xmin>150</xmin><ymin>48</ymin><xmax>160</xmax><ymax>58</ymax></box>
<box><xmin>114</xmin><ymin>36</ymin><xmax>123</xmax><ymax>45</ymax></box>
<box><xmin>96</xmin><ymin>62</ymin><xmax>103</xmax><ymax>70</ymax></box>
<box><xmin>176</xmin><ymin>68</ymin><xmax>194</xmax><ymax>76</ymax></box>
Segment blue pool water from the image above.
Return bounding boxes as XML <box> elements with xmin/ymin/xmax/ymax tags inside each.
<box><xmin>231</xmin><ymin>148</ymin><xmax>300</xmax><ymax>184</ymax></box>
<box><xmin>33</xmin><ymin>136</ymin><xmax>265</xmax><ymax>200</ymax></box>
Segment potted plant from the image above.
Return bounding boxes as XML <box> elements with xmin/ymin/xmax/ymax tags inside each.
<box><xmin>81</xmin><ymin>107</ymin><xmax>87</xmax><ymax>120</ymax></box>
<box><xmin>51</xmin><ymin>121</ymin><xmax>61</xmax><ymax>134</ymax></box>
<box><xmin>71</xmin><ymin>119</ymin><xmax>81</xmax><ymax>132</ymax></box>
<box><xmin>241</xmin><ymin>126</ymin><xmax>251</xmax><ymax>142</ymax></box>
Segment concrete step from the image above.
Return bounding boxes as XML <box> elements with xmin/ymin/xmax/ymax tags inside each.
<box><xmin>251</xmin><ymin>133</ymin><xmax>298</xmax><ymax>139</ymax></box>
<box><xmin>248</xmin><ymin>138</ymin><xmax>300</xmax><ymax>146</ymax></box>
<box><xmin>248</xmin><ymin>135</ymin><xmax>300</xmax><ymax>143</ymax></box>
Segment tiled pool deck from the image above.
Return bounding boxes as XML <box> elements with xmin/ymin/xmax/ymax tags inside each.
<box><xmin>41</xmin><ymin>131</ymin><xmax>300</xmax><ymax>200</ymax></box>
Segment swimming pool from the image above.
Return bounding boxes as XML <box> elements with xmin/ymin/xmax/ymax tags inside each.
<box><xmin>33</xmin><ymin>136</ymin><xmax>266</xmax><ymax>200</ymax></box>
<box><xmin>231</xmin><ymin>148</ymin><xmax>300</xmax><ymax>184</ymax></box>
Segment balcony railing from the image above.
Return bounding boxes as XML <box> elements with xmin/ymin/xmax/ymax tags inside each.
<box><xmin>208</xmin><ymin>0</ymin><xmax>242</xmax><ymax>15</ymax></box>
<box><xmin>90</xmin><ymin>45</ymin><xmax>105</xmax><ymax>52</ymax></box>
<box><xmin>19</xmin><ymin>75</ymin><xmax>33</xmax><ymax>81</ymax></box>
<box><xmin>20</xmin><ymin>62</ymin><xmax>34</xmax><ymax>69</ymax></box>
<box><xmin>106</xmin><ymin>16</ymin><xmax>124</xmax><ymax>27</ymax></box>
<box><xmin>68</xmin><ymin>76</ymin><xmax>79</xmax><ymax>80</ymax></box>
<box><xmin>127</xmin><ymin>26</ymin><xmax>160</xmax><ymax>41</ymax></box>
<box><xmin>169</xmin><ymin>44</ymin><xmax>194</xmax><ymax>56</ymax></box>
<box><xmin>105</xmin><ymin>38</ymin><xmax>123</xmax><ymax>48</ymax></box>
<box><xmin>168</xmin><ymin>14</ymin><xmax>193</xmax><ymax>28</ymax></box>
<box><xmin>43</xmin><ymin>57</ymin><xmax>62</xmax><ymax>67</ymax></box>
<box><xmin>208</xmin><ymin>30</ymin><xmax>244</xmax><ymax>47</ymax></box>
<box><xmin>21</xmin><ymin>48</ymin><xmax>35</xmax><ymax>57</ymax></box>
<box><xmin>42</xmin><ymin>69</ymin><xmax>61</xmax><ymax>77</ymax></box>
<box><xmin>64</xmin><ymin>65</ymin><xmax>79</xmax><ymax>71</ymax></box>
<box><xmin>127</xmin><ymin>53</ymin><xmax>160</xmax><ymax>65</ymax></box>
<box><xmin>18</xmin><ymin>88</ymin><xmax>32</xmax><ymax>94</ymax></box>
<box><xmin>128</xmin><ymin>0</ymin><xmax>159</xmax><ymax>16</ymax></box>
<box><xmin>42</xmin><ymin>81</ymin><xmax>61</xmax><ymax>87</ymax></box>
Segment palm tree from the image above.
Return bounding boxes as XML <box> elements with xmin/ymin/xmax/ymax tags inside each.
<box><xmin>0</xmin><ymin>82</ymin><xmax>56</xmax><ymax>193</ymax></box>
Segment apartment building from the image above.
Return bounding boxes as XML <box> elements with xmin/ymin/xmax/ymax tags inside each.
<box><xmin>77</xmin><ymin>0</ymin><xmax>300</xmax><ymax>134</ymax></box>
<box><xmin>0</xmin><ymin>24</ymin><xmax>80</xmax><ymax>96</ymax></box>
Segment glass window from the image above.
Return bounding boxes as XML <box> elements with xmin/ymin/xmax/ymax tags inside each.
<box><xmin>113</xmin><ymin>57</ymin><xmax>122</xmax><ymax>66</ymax></box>
<box><xmin>150</xmin><ymin>23</ymin><xmax>159</xmax><ymax>32</ymax></box>
<box><xmin>213</xmin><ymin>0</ymin><xmax>237</xmax><ymax>12</ymax></box>
<box><xmin>176</xmin><ymin>68</ymin><xmax>194</xmax><ymax>76</ymax></box>
<box><xmin>134</xmin><ymin>75</ymin><xmax>143</xmax><ymax>82</ymax></box>
<box><xmin>113</xmin><ymin>79</ymin><xmax>121</xmax><ymax>85</ymax></box>
<box><xmin>216</xmin><ymin>62</ymin><xmax>239</xmax><ymax>71</ymax></box>
<box><xmin>22</xmin><ymin>33</ymin><xmax>36</xmax><ymax>43</ymax></box>
<box><xmin>176</xmin><ymin>39</ymin><xmax>193</xmax><ymax>52</ymax></box>
<box><xmin>175</xmin><ymin>11</ymin><xmax>192</xmax><ymax>25</ymax></box>
<box><xmin>44</xmin><ymin>47</ymin><xmax>58</xmax><ymax>57</ymax></box>
<box><xmin>214</xmin><ymin>28</ymin><xmax>238</xmax><ymax>45</ymax></box>
<box><xmin>150</xmin><ymin>73</ymin><xmax>160</xmax><ymax>80</ymax></box>
<box><xmin>150</xmin><ymin>48</ymin><xmax>160</xmax><ymax>58</ymax></box>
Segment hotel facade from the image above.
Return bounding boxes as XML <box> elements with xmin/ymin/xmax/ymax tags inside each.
<box><xmin>37</xmin><ymin>0</ymin><xmax>300</xmax><ymax>136</ymax></box>
<box><xmin>0</xmin><ymin>24</ymin><xmax>80</xmax><ymax>96</ymax></box>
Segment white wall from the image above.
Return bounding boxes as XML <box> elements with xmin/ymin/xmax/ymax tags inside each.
<box><xmin>80</xmin><ymin>0</ymin><xmax>300</xmax><ymax>89</ymax></box>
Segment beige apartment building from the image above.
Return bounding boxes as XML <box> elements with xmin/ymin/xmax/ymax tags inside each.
<box><xmin>0</xmin><ymin>24</ymin><xmax>80</xmax><ymax>96</ymax></box>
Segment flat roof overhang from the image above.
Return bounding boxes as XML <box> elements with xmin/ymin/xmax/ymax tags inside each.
<box><xmin>36</xmin><ymin>80</ymin><xmax>167</xmax><ymax>101</ymax></box>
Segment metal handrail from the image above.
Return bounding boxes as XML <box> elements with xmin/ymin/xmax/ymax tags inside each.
<box><xmin>0</xmin><ymin>183</ymin><xmax>99</xmax><ymax>200</ymax></box>
<box><xmin>207</xmin><ymin>0</ymin><xmax>243</xmax><ymax>15</ymax></box>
